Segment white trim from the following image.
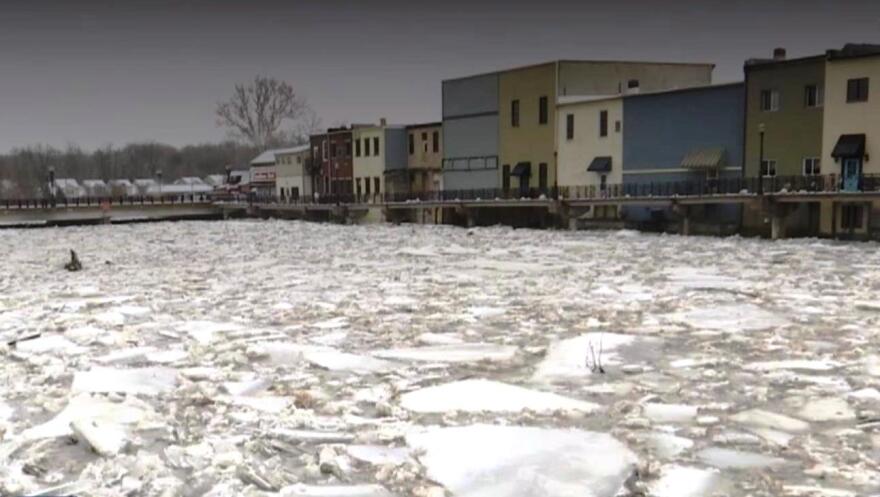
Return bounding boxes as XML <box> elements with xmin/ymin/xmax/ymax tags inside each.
<box><xmin>623</xmin><ymin>167</ymin><xmax>741</xmax><ymax>175</ymax></box>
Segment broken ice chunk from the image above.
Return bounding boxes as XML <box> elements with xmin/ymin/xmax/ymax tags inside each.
<box><xmin>72</xmin><ymin>367</ymin><xmax>179</xmax><ymax>396</ymax></box>
<box><xmin>279</xmin><ymin>484</ymin><xmax>393</xmax><ymax>496</ymax></box>
<box><xmin>373</xmin><ymin>343</ymin><xmax>516</xmax><ymax>363</ymax></box>
<box><xmin>649</xmin><ymin>465</ymin><xmax>721</xmax><ymax>497</ymax></box>
<box><xmin>407</xmin><ymin>424</ymin><xmax>636</xmax><ymax>497</ymax></box>
<box><xmin>22</xmin><ymin>394</ymin><xmax>157</xmax><ymax>440</ymax></box>
<box><xmin>698</xmin><ymin>447</ymin><xmax>787</xmax><ymax>469</ymax></box>
<box><xmin>70</xmin><ymin>418</ymin><xmax>128</xmax><ymax>456</ymax></box>
<box><xmin>798</xmin><ymin>397</ymin><xmax>856</xmax><ymax>422</ymax></box>
<box><xmin>643</xmin><ymin>403</ymin><xmax>698</xmax><ymax>424</ymax></box>
<box><xmin>400</xmin><ymin>379</ymin><xmax>599</xmax><ymax>414</ymax></box>
<box><xmin>346</xmin><ymin>445</ymin><xmax>412</xmax><ymax>466</ymax></box>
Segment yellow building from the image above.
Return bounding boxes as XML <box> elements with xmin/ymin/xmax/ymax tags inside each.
<box><xmin>820</xmin><ymin>44</ymin><xmax>880</xmax><ymax>236</ymax></box>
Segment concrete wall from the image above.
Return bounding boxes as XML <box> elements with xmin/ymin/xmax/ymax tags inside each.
<box><xmin>822</xmin><ymin>55</ymin><xmax>880</xmax><ymax>175</ymax></box>
<box><xmin>743</xmin><ymin>57</ymin><xmax>825</xmax><ymax>177</ymax></box>
<box><xmin>442</xmin><ymin>73</ymin><xmax>500</xmax><ymax>191</ymax></box>
<box><xmin>499</xmin><ymin>63</ymin><xmax>557</xmax><ymax>189</ymax></box>
<box><xmin>557</xmin><ymin>61</ymin><xmax>714</xmax><ymax>97</ymax></box>
<box><xmin>556</xmin><ymin>97</ymin><xmax>623</xmax><ymax>189</ymax></box>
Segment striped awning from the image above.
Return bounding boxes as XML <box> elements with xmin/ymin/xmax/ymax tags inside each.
<box><xmin>680</xmin><ymin>147</ymin><xmax>727</xmax><ymax>169</ymax></box>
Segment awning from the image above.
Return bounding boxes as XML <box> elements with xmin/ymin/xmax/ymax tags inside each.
<box><xmin>587</xmin><ymin>156</ymin><xmax>612</xmax><ymax>172</ymax></box>
<box><xmin>831</xmin><ymin>134</ymin><xmax>866</xmax><ymax>158</ymax></box>
<box><xmin>680</xmin><ymin>147</ymin><xmax>727</xmax><ymax>169</ymax></box>
<box><xmin>511</xmin><ymin>162</ymin><xmax>531</xmax><ymax>176</ymax></box>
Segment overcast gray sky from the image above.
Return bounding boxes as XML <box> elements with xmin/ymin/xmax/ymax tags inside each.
<box><xmin>0</xmin><ymin>0</ymin><xmax>878</xmax><ymax>152</ymax></box>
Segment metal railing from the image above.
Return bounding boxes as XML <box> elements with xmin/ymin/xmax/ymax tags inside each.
<box><xmin>8</xmin><ymin>174</ymin><xmax>880</xmax><ymax>210</ymax></box>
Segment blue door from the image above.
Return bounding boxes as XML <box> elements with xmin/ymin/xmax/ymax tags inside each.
<box><xmin>843</xmin><ymin>158</ymin><xmax>861</xmax><ymax>192</ymax></box>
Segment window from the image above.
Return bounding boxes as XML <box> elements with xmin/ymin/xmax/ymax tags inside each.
<box><xmin>364</xmin><ymin>139</ymin><xmax>371</xmax><ymax>157</ymax></box>
<box><xmin>600</xmin><ymin>174</ymin><xmax>607</xmax><ymax>191</ymax></box>
<box><xmin>408</xmin><ymin>134</ymin><xmax>414</xmax><ymax>155</ymax></box>
<box><xmin>292</xmin><ymin>187</ymin><xmax>299</xmax><ymax>199</ymax></box>
<box><xmin>566</xmin><ymin>114</ymin><xmax>574</xmax><ymax>140</ymax></box>
<box><xmin>615</xmin><ymin>120</ymin><xmax>621</xmax><ymax>133</ymax></box>
<box><xmin>538</xmin><ymin>163</ymin><xmax>548</xmax><ymax>189</ymax></box>
<box><xmin>847</xmin><ymin>78</ymin><xmax>869</xmax><ymax>102</ymax></box>
<box><xmin>804</xmin><ymin>84</ymin><xmax>823</xmax><ymax>108</ymax></box>
<box><xmin>502</xmin><ymin>165</ymin><xmax>511</xmax><ymax>190</ymax></box>
<box><xmin>627</xmin><ymin>79</ymin><xmax>640</xmax><ymax>90</ymax></box>
<box><xmin>364</xmin><ymin>177</ymin><xmax>371</xmax><ymax>194</ymax></box>
<box><xmin>432</xmin><ymin>131</ymin><xmax>439</xmax><ymax>153</ymax></box>
<box><xmin>345</xmin><ymin>141</ymin><xmax>352</xmax><ymax>157</ymax></box>
<box><xmin>322</xmin><ymin>141</ymin><xmax>328</xmax><ymax>160</ymax></box>
<box><xmin>539</xmin><ymin>96</ymin><xmax>548</xmax><ymax>124</ymax></box>
<box><xmin>296</xmin><ymin>155</ymin><xmax>301</xmax><ymax>164</ymax></box>
<box><xmin>373</xmin><ymin>137</ymin><xmax>380</xmax><ymax>156</ymax></box>
<box><xmin>511</xmin><ymin>100</ymin><xmax>520</xmax><ymax>127</ymax></box>
<box><xmin>356</xmin><ymin>178</ymin><xmax>362</xmax><ymax>196</ymax></box>
<box><xmin>761</xmin><ymin>159</ymin><xmax>777</xmax><ymax>177</ymax></box>
<box><xmin>422</xmin><ymin>132</ymin><xmax>428</xmax><ymax>153</ymax></box>
<box><xmin>760</xmin><ymin>89</ymin><xmax>780</xmax><ymax>111</ymax></box>
<box><xmin>842</xmin><ymin>204</ymin><xmax>864</xmax><ymax>230</ymax></box>
<box><xmin>599</xmin><ymin>110</ymin><xmax>608</xmax><ymax>137</ymax></box>
<box><xmin>374</xmin><ymin>177</ymin><xmax>380</xmax><ymax>194</ymax></box>
<box><xmin>803</xmin><ymin>157</ymin><xmax>821</xmax><ymax>176</ymax></box>
<box><xmin>356</xmin><ymin>139</ymin><xmax>362</xmax><ymax>157</ymax></box>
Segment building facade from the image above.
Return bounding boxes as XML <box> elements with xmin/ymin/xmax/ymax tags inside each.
<box><xmin>249</xmin><ymin>150</ymin><xmax>277</xmax><ymax>198</ymax></box>
<box><xmin>274</xmin><ymin>145</ymin><xmax>312</xmax><ymax>200</ymax></box>
<box><xmin>820</xmin><ymin>44</ymin><xmax>880</xmax><ymax>235</ymax></box>
<box><xmin>405</xmin><ymin>122</ymin><xmax>443</xmax><ymax>195</ymax></box>
<box><xmin>310</xmin><ymin>127</ymin><xmax>353</xmax><ymax>195</ymax></box>
<box><xmin>556</xmin><ymin>96</ymin><xmax>624</xmax><ymax>200</ymax></box>
<box><xmin>351</xmin><ymin>121</ymin><xmax>407</xmax><ymax>202</ymax></box>
<box><xmin>622</xmin><ymin>83</ymin><xmax>745</xmax><ymax>230</ymax></box>
<box><xmin>442</xmin><ymin>73</ymin><xmax>500</xmax><ymax>191</ymax></box>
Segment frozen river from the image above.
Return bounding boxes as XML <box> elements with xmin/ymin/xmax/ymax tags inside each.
<box><xmin>1</xmin><ymin>220</ymin><xmax>879</xmax><ymax>497</ymax></box>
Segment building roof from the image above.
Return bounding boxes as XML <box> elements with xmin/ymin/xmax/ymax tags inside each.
<box><xmin>405</xmin><ymin>121</ymin><xmax>443</xmax><ymax>129</ymax></box>
<box><xmin>250</xmin><ymin>150</ymin><xmax>277</xmax><ymax>165</ymax></box>
<box><xmin>443</xmin><ymin>59</ymin><xmax>715</xmax><ymax>83</ymax></box>
<box><xmin>622</xmin><ymin>81</ymin><xmax>744</xmax><ymax>100</ymax></box>
<box><xmin>273</xmin><ymin>145</ymin><xmax>310</xmax><ymax>155</ymax></box>
<box><xmin>827</xmin><ymin>43</ymin><xmax>880</xmax><ymax>61</ymax></box>
<box><xmin>744</xmin><ymin>53</ymin><xmax>826</xmax><ymax>70</ymax></box>
<box><xmin>557</xmin><ymin>94</ymin><xmax>623</xmax><ymax>107</ymax></box>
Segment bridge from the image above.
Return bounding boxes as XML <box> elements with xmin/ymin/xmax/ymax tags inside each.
<box><xmin>0</xmin><ymin>195</ymin><xmax>220</xmax><ymax>227</ymax></box>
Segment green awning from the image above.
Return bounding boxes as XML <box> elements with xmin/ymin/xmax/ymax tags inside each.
<box><xmin>680</xmin><ymin>147</ymin><xmax>727</xmax><ymax>169</ymax></box>
<box><xmin>511</xmin><ymin>162</ymin><xmax>531</xmax><ymax>176</ymax></box>
<box><xmin>587</xmin><ymin>156</ymin><xmax>612</xmax><ymax>172</ymax></box>
<box><xmin>831</xmin><ymin>134</ymin><xmax>866</xmax><ymax>158</ymax></box>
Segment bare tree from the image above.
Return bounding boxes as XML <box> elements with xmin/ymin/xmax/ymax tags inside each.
<box><xmin>216</xmin><ymin>76</ymin><xmax>312</xmax><ymax>149</ymax></box>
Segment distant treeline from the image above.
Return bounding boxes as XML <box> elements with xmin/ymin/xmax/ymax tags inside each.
<box><xmin>0</xmin><ymin>141</ymin><xmax>263</xmax><ymax>198</ymax></box>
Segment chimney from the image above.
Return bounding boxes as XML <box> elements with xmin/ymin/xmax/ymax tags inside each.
<box><xmin>379</xmin><ymin>118</ymin><xmax>387</xmax><ymax>126</ymax></box>
<box><xmin>773</xmin><ymin>48</ymin><xmax>787</xmax><ymax>61</ymax></box>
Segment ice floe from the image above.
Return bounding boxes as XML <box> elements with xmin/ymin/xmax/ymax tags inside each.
<box><xmin>407</xmin><ymin>424</ymin><xmax>636</xmax><ymax>497</ymax></box>
<box><xmin>71</xmin><ymin>367</ymin><xmax>179</xmax><ymax>396</ymax></box>
<box><xmin>399</xmin><ymin>379</ymin><xmax>600</xmax><ymax>414</ymax></box>
<box><xmin>373</xmin><ymin>343</ymin><xmax>517</xmax><ymax>363</ymax></box>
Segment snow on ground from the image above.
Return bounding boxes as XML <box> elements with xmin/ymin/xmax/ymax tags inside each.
<box><xmin>0</xmin><ymin>220</ymin><xmax>879</xmax><ymax>496</ymax></box>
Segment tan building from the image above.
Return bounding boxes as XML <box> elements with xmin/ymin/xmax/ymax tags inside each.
<box><xmin>556</xmin><ymin>96</ymin><xmax>623</xmax><ymax>199</ymax></box>
<box><xmin>495</xmin><ymin>60</ymin><xmax>713</xmax><ymax>194</ymax></box>
<box><xmin>820</xmin><ymin>44</ymin><xmax>880</xmax><ymax>236</ymax></box>
<box><xmin>405</xmin><ymin>122</ymin><xmax>443</xmax><ymax>194</ymax></box>
<box><xmin>274</xmin><ymin>145</ymin><xmax>312</xmax><ymax>201</ymax></box>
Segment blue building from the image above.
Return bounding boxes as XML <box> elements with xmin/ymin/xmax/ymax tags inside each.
<box><xmin>621</xmin><ymin>83</ymin><xmax>745</xmax><ymax>228</ymax></box>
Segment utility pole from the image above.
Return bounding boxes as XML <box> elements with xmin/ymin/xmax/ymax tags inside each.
<box><xmin>758</xmin><ymin>123</ymin><xmax>765</xmax><ymax>196</ymax></box>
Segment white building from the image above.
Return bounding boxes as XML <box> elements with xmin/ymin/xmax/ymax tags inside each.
<box><xmin>274</xmin><ymin>145</ymin><xmax>312</xmax><ymax>200</ymax></box>
<box><xmin>108</xmin><ymin>179</ymin><xmax>138</xmax><ymax>196</ymax></box>
<box><xmin>82</xmin><ymin>179</ymin><xmax>110</xmax><ymax>197</ymax></box>
<box><xmin>54</xmin><ymin>178</ymin><xmax>86</xmax><ymax>198</ymax></box>
<box><xmin>204</xmin><ymin>174</ymin><xmax>227</xmax><ymax>187</ymax></box>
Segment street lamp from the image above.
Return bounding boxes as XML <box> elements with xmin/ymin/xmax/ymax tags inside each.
<box><xmin>156</xmin><ymin>169</ymin><xmax>163</xmax><ymax>197</ymax></box>
<box><xmin>758</xmin><ymin>123</ymin><xmax>766</xmax><ymax>196</ymax></box>
<box><xmin>48</xmin><ymin>166</ymin><xmax>56</xmax><ymax>204</ymax></box>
